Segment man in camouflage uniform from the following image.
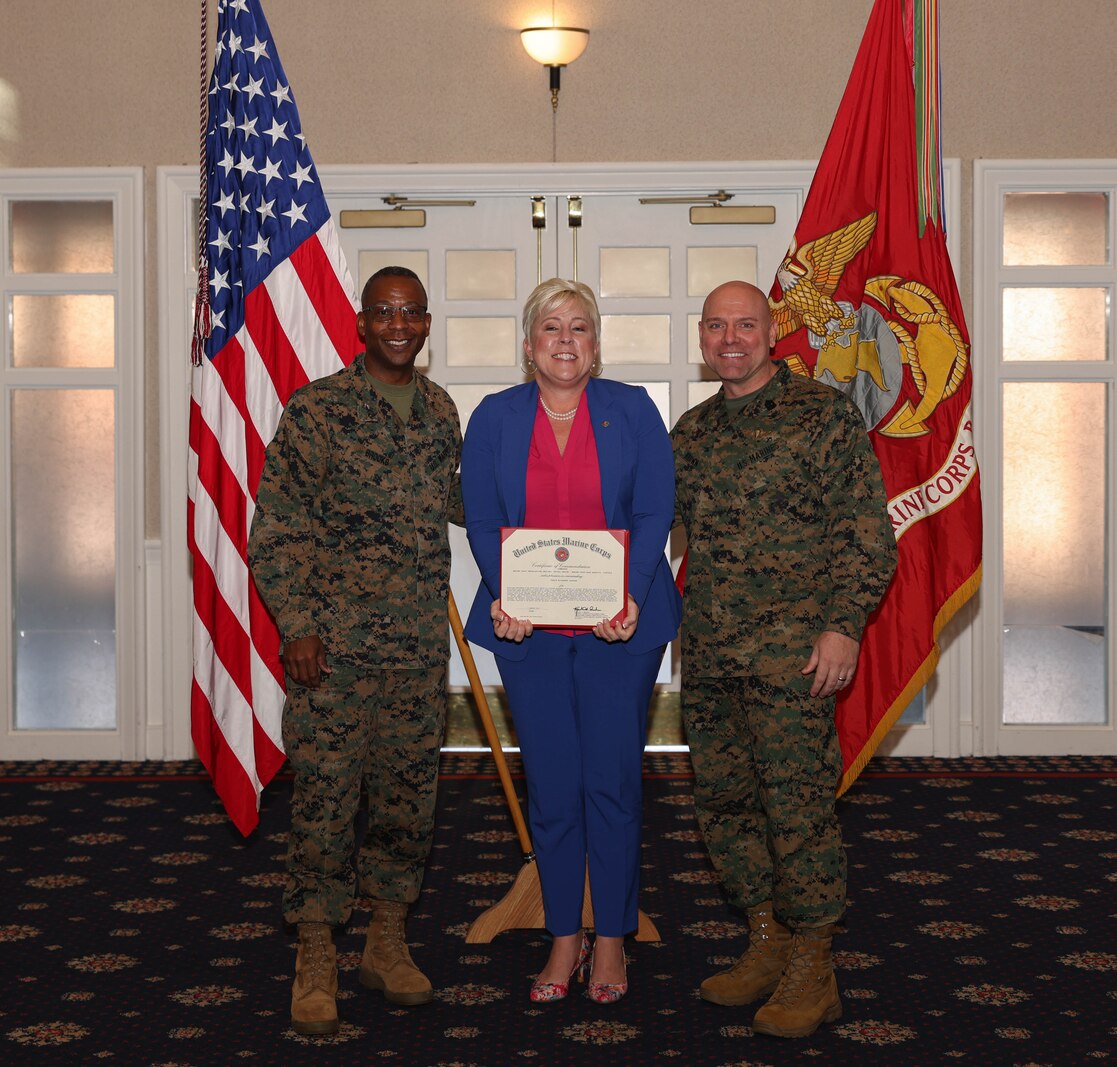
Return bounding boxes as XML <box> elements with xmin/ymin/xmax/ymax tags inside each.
<box><xmin>672</xmin><ymin>281</ymin><xmax>896</xmax><ymax>1039</ymax></box>
<box><xmin>248</xmin><ymin>266</ymin><xmax>461</xmax><ymax>1035</ymax></box>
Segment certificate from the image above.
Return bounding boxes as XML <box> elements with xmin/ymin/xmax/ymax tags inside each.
<box><xmin>500</xmin><ymin>528</ymin><xmax>629</xmax><ymax>628</ymax></box>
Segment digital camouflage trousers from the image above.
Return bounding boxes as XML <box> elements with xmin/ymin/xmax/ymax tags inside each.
<box><xmin>682</xmin><ymin>667</ymin><xmax>846</xmax><ymax>929</ymax></box>
<box><xmin>281</xmin><ymin>665</ymin><xmax>446</xmax><ymax>926</ymax></box>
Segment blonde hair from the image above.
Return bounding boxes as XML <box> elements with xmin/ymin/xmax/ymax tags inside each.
<box><xmin>522</xmin><ymin>278</ymin><xmax>601</xmax><ymax>341</ymax></box>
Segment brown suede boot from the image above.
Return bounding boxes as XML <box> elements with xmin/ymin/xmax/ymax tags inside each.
<box><xmin>358</xmin><ymin>901</ymin><xmax>433</xmax><ymax>1006</ymax></box>
<box><xmin>751</xmin><ymin>923</ymin><xmax>842</xmax><ymax>1038</ymax></box>
<box><xmin>700</xmin><ymin>902</ymin><xmax>792</xmax><ymax>1006</ymax></box>
<box><xmin>291</xmin><ymin>922</ymin><xmax>339</xmax><ymax>1036</ymax></box>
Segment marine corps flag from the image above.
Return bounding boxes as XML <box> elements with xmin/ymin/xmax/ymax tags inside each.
<box><xmin>769</xmin><ymin>0</ymin><xmax>982</xmax><ymax>792</ymax></box>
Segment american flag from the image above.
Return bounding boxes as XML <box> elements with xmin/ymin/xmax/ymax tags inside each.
<box><xmin>189</xmin><ymin>0</ymin><xmax>359</xmax><ymax>835</ymax></box>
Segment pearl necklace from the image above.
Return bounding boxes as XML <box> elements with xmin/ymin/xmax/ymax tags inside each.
<box><xmin>540</xmin><ymin>396</ymin><xmax>578</xmax><ymax>421</ymax></box>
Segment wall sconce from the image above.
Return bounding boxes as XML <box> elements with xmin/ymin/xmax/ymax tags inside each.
<box><xmin>520</xmin><ymin>26</ymin><xmax>589</xmax><ymax>112</ymax></box>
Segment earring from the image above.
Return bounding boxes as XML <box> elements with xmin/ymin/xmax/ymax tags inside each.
<box><xmin>521</xmin><ymin>355</ymin><xmax>536</xmax><ymax>375</ymax></box>
<box><xmin>591</xmin><ymin>355</ymin><xmax>603</xmax><ymax>377</ymax></box>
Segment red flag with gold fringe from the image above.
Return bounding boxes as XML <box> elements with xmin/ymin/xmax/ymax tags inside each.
<box><xmin>767</xmin><ymin>0</ymin><xmax>982</xmax><ymax>793</ymax></box>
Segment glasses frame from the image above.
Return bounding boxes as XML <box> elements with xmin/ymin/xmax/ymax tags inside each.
<box><xmin>360</xmin><ymin>303</ymin><xmax>429</xmax><ymax>323</ymax></box>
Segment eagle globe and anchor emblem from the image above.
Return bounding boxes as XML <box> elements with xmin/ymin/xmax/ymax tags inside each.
<box><xmin>770</xmin><ymin>210</ymin><xmax>969</xmax><ymax>438</ymax></box>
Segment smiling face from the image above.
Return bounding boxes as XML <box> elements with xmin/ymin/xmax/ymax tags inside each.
<box><xmin>698</xmin><ymin>281</ymin><xmax>779</xmax><ymax>399</ymax></box>
<box><xmin>524</xmin><ymin>298</ymin><xmax>599</xmax><ymax>393</ymax></box>
<box><xmin>357</xmin><ymin>273</ymin><xmax>431</xmax><ymax>384</ymax></box>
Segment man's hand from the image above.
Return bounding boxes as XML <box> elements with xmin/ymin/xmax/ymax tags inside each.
<box><xmin>801</xmin><ymin>630</ymin><xmax>859</xmax><ymax>698</ymax></box>
<box><xmin>282</xmin><ymin>635</ymin><xmax>331</xmax><ymax>688</ymax></box>
<box><xmin>491</xmin><ymin>599</ymin><xmax>534</xmax><ymax>643</ymax></box>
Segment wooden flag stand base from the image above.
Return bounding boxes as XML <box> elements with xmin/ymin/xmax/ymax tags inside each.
<box><xmin>467</xmin><ymin>863</ymin><xmax>661</xmax><ymax>944</ymax></box>
<box><xmin>448</xmin><ymin>592</ymin><xmax>660</xmax><ymax>944</ymax></box>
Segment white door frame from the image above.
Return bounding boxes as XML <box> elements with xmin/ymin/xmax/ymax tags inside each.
<box><xmin>973</xmin><ymin>160</ymin><xmax>1117</xmax><ymax>757</ymax></box>
<box><xmin>1</xmin><ymin>167</ymin><xmax>145</xmax><ymax>759</ymax></box>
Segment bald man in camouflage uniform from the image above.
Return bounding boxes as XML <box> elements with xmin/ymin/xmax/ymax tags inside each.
<box><xmin>672</xmin><ymin>281</ymin><xmax>896</xmax><ymax>1039</ymax></box>
<box><xmin>249</xmin><ymin>267</ymin><xmax>460</xmax><ymax>1035</ymax></box>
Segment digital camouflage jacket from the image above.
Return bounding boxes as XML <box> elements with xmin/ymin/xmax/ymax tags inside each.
<box><xmin>671</xmin><ymin>361</ymin><xmax>897</xmax><ymax>678</ymax></box>
<box><xmin>248</xmin><ymin>359</ymin><xmax>461</xmax><ymax>670</ymax></box>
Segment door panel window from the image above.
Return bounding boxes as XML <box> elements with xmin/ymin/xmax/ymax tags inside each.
<box><xmin>687</xmin><ymin>246</ymin><xmax>757</xmax><ymax>296</ymax></box>
<box><xmin>446</xmin><ymin>250</ymin><xmax>518</xmax><ymax>301</ymax></box>
<box><xmin>599</xmin><ymin>247</ymin><xmax>671</xmax><ymax>298</ymax></box>
<box><xmin>1002</xmin><ymin>287</ymin><xmax>1107</xmax><ymax>362</ymax></box>
<box><xmin>12</xmin><ymin>389</ymin><xmax>117</xmax><ymax>730</ymax></box>
<box><xmin>446</xmin><ymin>318</ymin><xmax>519</xmax><ymax>367</ymax></box>
<box><xmin>1002</xmin><ymin>381</ymin><xmax>1107</xmax><ymax>725</ymax></box>
<box><xmin>9</xmin><ymin>200</ymin><xmax>115</xmax><ymax>273</ymax></box>
<box><xmin>1002</xmin><ymin>191</ymin><xmax>1108</xmax><ymax>266</ymax></box>
<box><xmin>12</xmin><ymin>293</ymin><xmax>115</xmax><ymax>369</ymax></box>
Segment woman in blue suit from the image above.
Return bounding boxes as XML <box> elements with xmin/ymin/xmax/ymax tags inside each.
<box><xmin>462</xmin><ymin>279</ymin><xmax>681</xmax><ymax>1004</ymax></box>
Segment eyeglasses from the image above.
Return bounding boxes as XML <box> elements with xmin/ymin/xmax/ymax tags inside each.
<box><xmin>361</xmin><ymin>304</ymin><xmax>428</xmax><ymax>323</ymax></box>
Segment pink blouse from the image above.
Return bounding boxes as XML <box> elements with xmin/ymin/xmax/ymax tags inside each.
<box><xmin>524</xmin><ymin>395</ymin><xmax>606</xmax><ymax>633</ymax></box>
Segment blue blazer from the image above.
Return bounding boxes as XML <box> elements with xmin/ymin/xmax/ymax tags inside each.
<box><xmin>461</xmin><ymin>377</ymin><xmax>682</xmax><ymax>661</ymax></box>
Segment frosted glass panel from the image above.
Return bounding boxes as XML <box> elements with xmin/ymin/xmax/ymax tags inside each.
<box><xmin>1002</xmin><ymin>381</ymin><xmax>1107</xmax><ymax>726</ymax></box>
<box><xmin>688</xmin><ymin>312</ymin><xmax>703</xmax><ymax>363</ymax></box>
<box><xmin>634</xmin><ymin>380</ymin><xmax>670</xmax><ymax>430</ymax></box>
<box><xmin>1003</xmin><ymin>383</ymin><xmax>1105</xmax><ymax>622</ymax></box>
<box><xmin>446</xmin><ymin>317</ymin><xmax>518</xmax><ymax>366</ymax></box>
<box><xmin>446</xmin><ymin>250</ymin><xmax>516</xmax><ymax>301</ymax></box>
<box><xmin>12</xmin><ymin>294</ymin><xmax>115</xmax><ymax>368</ymax></box>
<box><xmin>12</xmin><ymin>389</ymin><xmax>117</xmax><ymax>730</ymax></box>
<box><xmin>687</xmin><ymin>246</ymin><xmax>757</xmax><ymax>296</ymax></box>
<box><xmin>599</xmin><ymin>248</ymin><xmax>670</xmax><ymax>298</ymax></box>
<box><xmin>898</xmin><ymin>690</ymin><xmax>926</xmax><ymax>725</ymax></box>
<box><xmin>600</xmin><ymin>315</ymin><xmax>670</xmax><ymax>364</ymax></box>
<box><xmin>1003</xmin><ymin>192</ymin><xmax>1108</xmax><ymax>266</ymax></box>
<box><xmin>1003</xmin><ymin>627</ymin><xmax>1105</xmax><ymax>725</ymax></box>
<box><xmin>446</xmin><ymin>383</ymin><xmax>504</xmax><ymax>434</ymax></box>
<box><xmin>1002</xmin><ymin>288</ymin><xmax>1107</xmax><ymax>362</ymax></box>
<box><xmin>10</xmin><ymin>200</ymin><xmax>115</xmax><ymax>273</ymax></box>
<box><xmin>357</xmin><ymin>250</ymin><xmax>429</xmax><ymax>290</ymax></box>
<box><xmin>688</xmin><ymin>380</ymin><xmax>722</xmax><ymax>408</ymax></box>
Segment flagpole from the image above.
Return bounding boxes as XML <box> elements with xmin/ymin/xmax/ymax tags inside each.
<box><xmin>447</xmin><ymin>591</ymin><xmax>533</xmax><ymax>857</ymax></box>
<box><xmin>448</xmin><ymin>591</ymin><xmax>549</xmax><ymax>943</ymax></box>
<box><xmin>192</xmin><ymin>0</ymin><xmax>211</xmax><ymax>364</ymax></box>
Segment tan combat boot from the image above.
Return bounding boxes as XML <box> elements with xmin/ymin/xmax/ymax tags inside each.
<box><xmin>291</xmin><ymin>922</ymin><xmax>339</xmax><ymax>1036</ymax></box>
<box><xmin>700</xmin><ymin>902</ymin><xmax>792</xmax><ymax>1006</ymax></box>
<box><xmin>752</xmin><ymin>923</ymin><xmax>842</xmax><ymax>1038</ymax></box>
<box><xmin>358</xmin><ymin>901</ymin><xmax>434</xmax><ymax>1006</ymax></box>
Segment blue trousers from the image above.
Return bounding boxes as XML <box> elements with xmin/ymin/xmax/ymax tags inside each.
<box><xmin>496</xmin><ymin>631</ymin><xmax>665</xmax><ymax>937</ymax></box>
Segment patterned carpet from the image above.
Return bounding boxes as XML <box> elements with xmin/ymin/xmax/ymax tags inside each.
<box><xmin>1</xmin><ymin>753</ymin><xmax>1115</xmax><ymax>1065</ymax></box>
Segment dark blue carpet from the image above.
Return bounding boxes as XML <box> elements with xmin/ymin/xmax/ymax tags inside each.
<box><xmin>1</xmin><ymin>754</ymin><xmax>1115</xmax><ymax>1065</ymax></box>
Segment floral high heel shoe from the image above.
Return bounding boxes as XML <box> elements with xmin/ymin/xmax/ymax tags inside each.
<box><xmin>586</xmin><ymin>939</ymin><xmax>628</xmax><ymax>1004</ymax></box>
<box><xmin>529</xmin><ymin>931</ymin><xmax>591</xmax><ymax>1003</ymax></box>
